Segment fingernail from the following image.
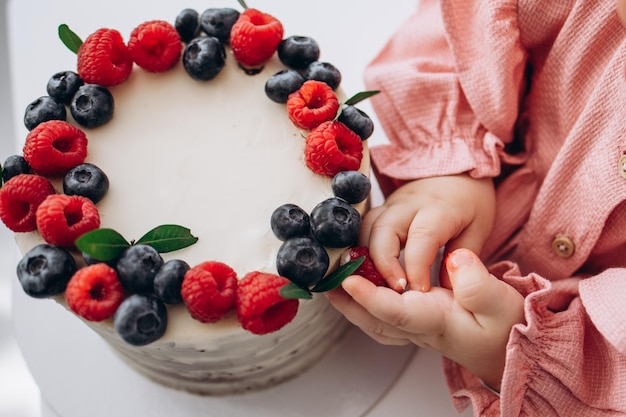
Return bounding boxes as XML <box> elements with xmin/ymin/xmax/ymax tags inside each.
<box><xmin>397</xmin><ymin>278</ymin><xmax>407</xmax><ymax>292</ymax></box>
<box><xmin>447</xmin><ymin>249</ymin><xmax>474</xmax><ymax>271</ymax></box>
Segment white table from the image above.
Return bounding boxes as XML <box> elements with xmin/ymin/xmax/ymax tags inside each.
<box><xmin>6</xmin><ymin>1</ymin><xmax>473</xmax><ymax>416</ymax></box>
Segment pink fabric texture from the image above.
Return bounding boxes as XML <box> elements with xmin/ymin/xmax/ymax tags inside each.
<box><xmin>364</xmin><ymin>0</ymin><xmax>626</xmax><ymax>415</ymax></box>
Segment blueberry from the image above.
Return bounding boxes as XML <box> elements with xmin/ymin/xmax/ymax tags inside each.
<box><xmin>304</xmin><ymin>61</ymin><xmax>342</xmax><ymax>90</ymax></box>
<box><xmin>2</xmin><ymin>155</ymin><xmax>31</xmax><ymax>183</ymax></box>
<box><xmin>114</xmin><ymin>294</ymin><xmax>168</xmax><ymax>346</ymax></box>
<box><xmin>70</xmin><ymin>84</ymin><xmax>114</xmax><ymax>128</ymax></box>
<box><xmin>271</xmin><ymin>203</ymin><xmax>311</xmax><ymax>241</ymax></box>
<box><xmin>265</xmin><ymin>69</ymin><xmax>306</xmax><ymax>103</ymax></box>
<box><xmin>278</xmin><ymin>36</ymin><xmax>320</xmax><ymax>70</ymax></box>
<box><xmin>183</xmin><ymin>36</ymin><xmax>226</xmax><ymax>81</ymax></box>
<box><xmin>16</xmin><ymin>244</ymin><xmax>77</xmax><ymax>298</ymax></box>
<box><xmin>115</xmin><ymin>244</ymin><xmax>164</xmax><ymax>294</ymax></box>
<box><xmin>276</xmin><ymin>237</ymin><xmax>329</xmax><ymax>288</ymax></box>
<box><xmin>175</xmin><ymin>8</ymin><xmax>200</xmax><ymax>43</ymax></box>
<box><xmin>310</xmin><ymin>197</ymin><xmax>361</xmax><ymax>248</ymax></box>
<box><xmin>63</xmin><ymin>163</ymin><xmax>110</xmax><ymax>204</ymax></box>
<box><xmin>338</xmin><ymin>105</ymin><xmax>374</xmax><ymax>140</ymax></box>
<box><xmin>153</xmin><ymin>259</ymin><xmax>190</xmax><ymax>304</ymax></box>
<box><xmin>23</xmin><ymin>96</ymin><xmax>66</xmax><ymax>130</ymax></box>
<box><xmin>331</xmin><ymin>170</ymin><xmax>371</xmax><ymax>204</ymax></box>
<box><xmin>200</xmin><ymin>8</ymin><xmax>240</xmax><ymax>44</ymax></box>
<box><xmin>46</xmin><ymin>70</ymin><xmax>84</xmax><ymax>105</ymax></box>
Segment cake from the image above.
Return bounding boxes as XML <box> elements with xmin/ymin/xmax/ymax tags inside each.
<box><xmin>0</xmin><ymin>4</ymin><xmax>375</xmax><ymax>395</ymax></box>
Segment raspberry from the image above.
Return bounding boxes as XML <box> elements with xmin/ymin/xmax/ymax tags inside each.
<box><xmin>65</xmin><ymin>263</ymin><xmax>125</xmax><ymax>322</ymax></box>
<box><xmin>0</xmin><ymin>174</ymin><xmax>56</xmax><ymax>232</ymax></box>
<box><xmin>181</xmin><ymin>261</ymin><xmax>238</xmax><ymax>323</ymax></box>
<box><xmin>304</xmin><ymin>121</ymin><xmax>363</xmax><ymax>177</ymax></box>
<box><xmin>23</xmin><ymin>120</ymin><xmax>88</xmax><ymax>177</ymax></box>
<box><xmin>36</xmin><ymin>194</ymin><xmax>100</xmax><ymax>248</ymax></box>
<box><xmin>287</xmin><ymin>80</ymin><xmax>339</xmax><ymax>130</ymax></box>
<box><xmin>344</xmin><ymin>246</ymin><xmax>388</xmax><ymax>287</ymax></box>
<box><xmin>230</xmin><ymin>8</ymin><xmax>284</xmax><ymax>68</ymax></box>
<box><xmin>236</xmin><ymin>271</ymin><xmax>298</xmax><ymax>335</ymax></box>
<box><xmin>77</xmin><ymin>28</ymin><xmax>133</xmax><ymax>86</ymax></box>
<box><xmin>128</xmin><ymin>20</ymin><xmax>182</xmax><ymax>73</ymax></box>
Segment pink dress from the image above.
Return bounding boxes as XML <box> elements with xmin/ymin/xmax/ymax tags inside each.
<box><xmin>364</xmin><ymin>0</ymin><xmax>626</xmax><ymax>415</ymax></box>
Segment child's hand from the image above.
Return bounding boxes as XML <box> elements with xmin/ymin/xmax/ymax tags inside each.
<box><xmin>326</xmin><ymin>249</ymin><xmax>525</xmax><ymax>391</ymax></box>
<box><xmin>362</xmin><ymin>175</ymin><xmax>495</xmax><ymax>292</ymax></box>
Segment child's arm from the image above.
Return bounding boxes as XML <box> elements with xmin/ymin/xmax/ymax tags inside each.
<box><xmin>328</xmin><ymin>254</ymin><xmax>626</xmax><ymax>415</ymax></box>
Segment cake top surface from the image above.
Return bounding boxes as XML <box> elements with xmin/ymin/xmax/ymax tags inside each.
<box><xmin>16</xmin><ymin>54</ymin><xmax>359</xmax><ymax>275</ymax></box>
<box><xmin>4</xmin><ymin>2</ymin><xmax>373</xmax><ymax>341</ymax></box>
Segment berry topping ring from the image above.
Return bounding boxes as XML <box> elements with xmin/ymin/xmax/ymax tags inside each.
<box><xmin>1</xmin><ymin>2</ymin><xmax>377</xmax><ymax>346</ymax></box>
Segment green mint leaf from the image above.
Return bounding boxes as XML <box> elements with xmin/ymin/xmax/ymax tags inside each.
<box><xmin>135</xmin><ymin>224</ymin><xmax>198</xmax><ymax>253</ymax></box>
<box><xmin>237</xmin><ymin>0</ymin><xmax>249</xmax><ymax>9</ymax></box>
<box><xmin>75</xmin><ymin>228</ymin><xmax>131</xmax><ymax>261</ymax></box>
<box><xmin>344</xmin><ymin>90</ymin><xmax>380</xmax><ymax>106</ymax></box>
<box><xmin>58</xmin><ymin>24</ymin><xmax>83</xmax><ymax>54</ymax></box>
<box><xmin>311</xmin><ymin>256</ymin><xmax>365</xmax><ymax>293</ymax></box>
<box><xmin>279</xmin><ymin>282</ymin><xmax>313</xmax><ymax>300</ymax></box>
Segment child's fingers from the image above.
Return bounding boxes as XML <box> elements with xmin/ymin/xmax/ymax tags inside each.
<box><xmin>445</xmin><ymin>249</ymin><xmax>524</xmax><ymax>327</ymax></box>
<box><xmin>366</xmin><ymin>204</ymin><xmax>445</xmax><ymax>293</ymax></box>
<box><xmin>402</xmin><ymin>206</ymin><xmax>462</xmax><ymax>292</ymax></box>
<box><xmin>325</xmin><ymin>277</ymin><xmax>412</xmax><ymax>344</ymax></box>
<box><xmin>336</xmin><ymin>275</ymin><xmax>451</xmax><ymax>339</ymax></box>
<box><xmin>363</xmin><ymin>206</ymin><xmax>413</xmax><ymax>292</ymax></box>
<box><xmin>439</xmin><ymin>228</ymin><xmax>494</xmax><ymax>289</ymax></box>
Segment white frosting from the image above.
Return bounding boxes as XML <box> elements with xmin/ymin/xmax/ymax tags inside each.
<box><xmin>15</xmin><ymin>44</ymin><xmax>369</xmax><ymax>395</ymax></box>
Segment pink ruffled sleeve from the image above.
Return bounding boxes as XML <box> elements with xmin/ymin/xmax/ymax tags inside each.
<box><xmin>364</xmin><ymin>0</ymin><xmax>626</xmax><ymax>414</ymax></box>
<box><xmin>364</xmin><ymin>0</ymin><xmax>525</xmax><ymax>195</ymax></box>
<box><xmin>444</xmin><ymin>262</ymin><xmax>626</xmax><ymax>416</ymax></box>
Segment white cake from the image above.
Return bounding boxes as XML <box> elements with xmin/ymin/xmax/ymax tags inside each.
<box><xmin>6</xmin><ymin>6</ymin><xmax>371</xmax><ymax>395</ymax></box>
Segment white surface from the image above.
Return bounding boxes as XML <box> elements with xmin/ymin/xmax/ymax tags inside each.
<box><xmin>34</xmin><ymin>347</ymin><xmax>465</xmax><ymax>417</ymax></box>
<box><xmin>4</xmin><ymin>1</ymin><xmax>474</xmax><ymax>416</ymax></box>
<box><xmin>0</xmin><ymin>1</ymin><xmax>41</xmax><ymax>417</ymax></box>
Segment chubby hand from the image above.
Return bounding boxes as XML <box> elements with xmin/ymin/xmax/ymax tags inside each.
<box><xmin>362</xmin><ymin>174</ymin><xmax>495</xmax><ymax>292</ymax></box>
<box><xmin>327</xmin><ymin>248</ymin><xmax>525</xmax><ymax>391</ymax></box>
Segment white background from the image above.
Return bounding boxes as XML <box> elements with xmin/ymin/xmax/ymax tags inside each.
<box><xmin>0</xmin><ymin>1</ymin><xmax>41</xmax><ymax>416</ymax></box>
